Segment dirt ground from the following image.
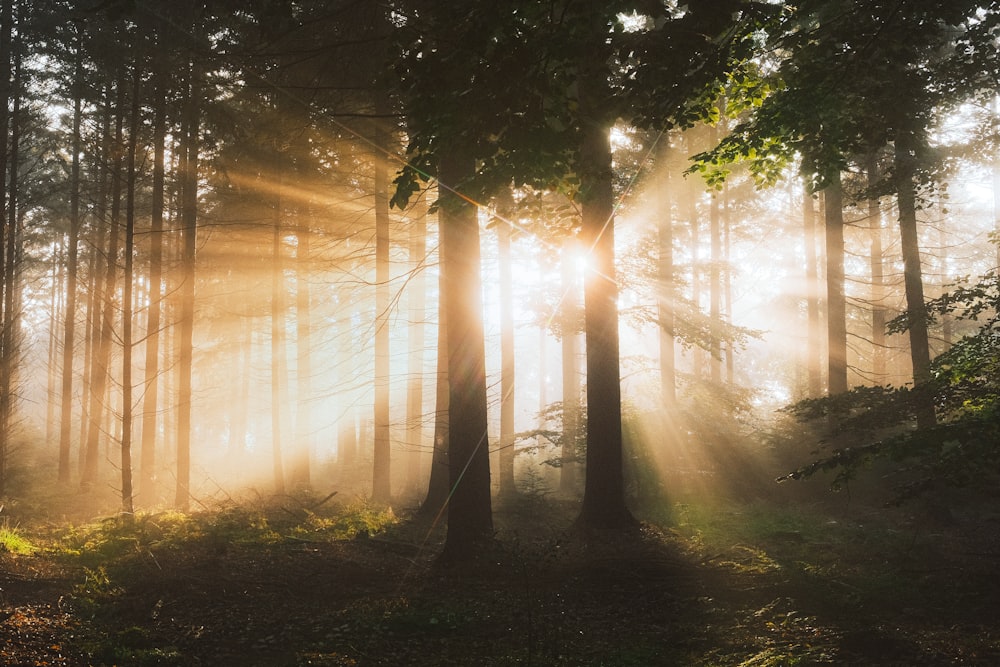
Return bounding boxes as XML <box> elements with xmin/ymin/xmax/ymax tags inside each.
<box><xmin>1</xmin><ymin>497</ymin><xmax>999</xmax><ymax>666</ymax></box>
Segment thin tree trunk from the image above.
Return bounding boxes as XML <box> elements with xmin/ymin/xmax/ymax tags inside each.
<box><xmin>867</xmin><ymin>153</ymin><xmax>887</xmax><ymax>385</ymax></box>
<box><xmin>59</xmin><ymin>35</ymin><xmax>83</xmax><ymax>484</ymax></box>
<box><xmin>83</xmin><ymin>80</ymin><xmax>126</xmax><ymax>487</ymax></box>
<box><xmin>270</xmin><ymin>184</ymin><xmax>287</xmax><ymax>495</ymax></box>
<box><xmin>723</xmin><ymin>184</ymin><xmax>735</xmax><ymax>384</ymax></box>
<box><xmin>47</xmin><ymin>238</ymin><xmax>63</xmax><ymax>448</ymax></box>
<box><xmin>497</xmin><ymin>190</ymin><xmax>516</xmax><ymax>500</ymax></box>
<box><xmin>0</xmin><ymin>21</ymin><xmax>17</xmax><ymax>493</ymax></box>
<box><xmin>292</xmin><ymin>215</ymin><xmax>312</xmax><ymax>488</ymax></box>
<box><xmin>373</xmin><ymin>131</ymin><xmax>391</xmax><ymax>504</ymax></box>
<box><xmin>824</xmin><ymin>172</ymin><xmax>848</xmax><ymax>396</ymax></box>
<box><xmin>894</xmin><ymin>132</ymin><xmax>935</xmax><ymax>428</ymax></box>
<box><xmin>139</xmin><ymin>65</ymin><xmax>166</xmax><ymax>504</ymax></box>
<box><xmin>175</xmin><ymin>64</ymin><xmax>199</xmax><ymax>510</ymax></box>
<box><xmin>120</xmin><ymin>64</ymin><xmax>141</xmax><ymax>518</ymax></box>
<box><xmin>405</xmin><ymin>199</ymin><xmax>427</xmax><ymax>493</ymax></box>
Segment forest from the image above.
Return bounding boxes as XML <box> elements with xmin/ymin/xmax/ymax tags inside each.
<box><xmin>0</xmin><ymin>0</ymin><xmax>998</xmax><ymax>664</ymax></box>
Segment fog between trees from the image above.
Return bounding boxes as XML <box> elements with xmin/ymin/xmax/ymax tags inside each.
<box><xmin>0</xmin><ymin>1</ymin><xmax>997</xmax><ymax>549</ymax></box>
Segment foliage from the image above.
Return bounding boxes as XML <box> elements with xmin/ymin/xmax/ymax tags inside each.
<box><xmin>780</xmin><ymin>271</ymin><xmax>1000</xmax><ymax>502</ymax></box>
<box><xmin>0</xmin><ymin>520</ymin><xmax>37</xmax><ymax>555</ymax></box>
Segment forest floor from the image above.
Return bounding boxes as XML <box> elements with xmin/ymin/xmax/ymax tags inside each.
<box><xmin>1</xmin><ymin>488</ymin><xmax>999</xmax><ymax>666</ymax></box>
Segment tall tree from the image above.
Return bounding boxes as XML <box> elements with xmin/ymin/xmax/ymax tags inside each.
<box><xmin>82</xmin><ymin>77</ymin><xmax>125</xmax><ymax>487</ymax></box>
<box><xmin>824</xmin><ymin>173</ymin><xmax>848</xmax><ymax>396</ymax></box>
<box><xmin>139</xmin><ymin>50</ymin><xmax>167</xmax><ymax>503</ymax></box>
<box><xmin>496</xmin><ymin>190</ymin><xmax>516</xmax><ymax>500</ymax></box>
<box><xmin>175</xmin><ymin>54</ymin><xmax>199</xmax><ymax>510</ymax></box>
<box><xmin>438</xmin><ymin>148</ymin><xmax>493</xmax><ymax>558</ymax></box>
<box><xmin>575</xmin><ymin>35</ymin><xmax>634</xmax><ymax>529</ymax></box>
<box><xmin>120</xmin><ymin>56</ymin><xmax>141</xmax><ymax>517</ymax></box>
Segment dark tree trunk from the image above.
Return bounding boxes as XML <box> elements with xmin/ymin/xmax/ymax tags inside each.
<box><xmin>59</xmin><ymin>35</ymin><xmax>83</xmax><ymax>484</ymax></box>
<box><xmin>438</xmin><ymin>148</ymin><xmax>493</xmax><ymax>559</ymax></box>
<box><xmin>372</xmin><ymin>126</ymin><xmax>391</xmax><ymax>505</ymax></box>
<box><xmin>175</xmin><ymin>64</ymin><xmax>199</xmax><ymax>510</ymax></box>
<box><xmin>824</xmin><ymin>172</ymin><xmax>848</xmax><ymax>396</ymax></box>
<box><xmin>120</xmin><ymin>63</ymin><xmax>141</xmax><ymax>518</ymax></box>
<box><xmin>575</xmin><ymin>53</ymin><xmax>635</xmax><ymax>531</ymax></box>
<box><xmin>894</xmin><ymin>132</ymin><xmax>935</xmax><ymax>428</ymax></box>
<box><xmin>139</xmin><ymin>64</ymin><xmax>167</xmax><ymax>504</ymax></box>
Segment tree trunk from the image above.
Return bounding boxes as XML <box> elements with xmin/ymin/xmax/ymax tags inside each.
<box><xmin>496</xmin><ymin>190</ymin><xmax>516</xmax><ymax>500</ymax></box>
<box><xmin>438</xmin><ymin>147</ymin><xmax>493</xmax><ymax>559</ymax></box>
<box><xmin>292</xmin><ymin>215</ymin><xmax>312</xmax><ymax>488</ymax></box>
<box><xmin>575</xmin><ymin>55</ymin><xmax>635</xmax><ymax>530</ymax></box>
<box><xmin>419</xmin><ymin>246</ymin><xmax>450</xmax><ymax>519</ymax></box>
<box><xmin>57</xmin><ymin>40</ymin><xmax>84</xmax><ymax>482</ymax></box>
<box><xmin>405</xmin><ymin>198</ymin><xmax>427</xmax><ymax>493</ymax></box>
<box><xmin>0</xmin><ymin>13</ymin><xmax>15</xmax><ymax>493</ymax></box>
<box><xmin>47</xmin><ymin>239</ymin><xmax>63</xmax><ymax>449</ymax></box>
<box><xmin>560</xmin><ymin>237</ymin><xmax>581</xmax><ymax>496</ymax></box>
<box><xmin>83</xmin><ymin>80</ymin><xmax>126</xmax><ymax>488</ymax></box>
<box><xmin>139</xmin><ymin>65</ymin><xmax>167</xmax><ymax>504</ymax></box>
<box><xmin>270</xmin><ymin>184</ymin><xmax>287</xmax><ymax>495</ymax></box>
<box><xmin>824</xmin><ymin>172</ymin><xmax>848</xmax><ymax>396</ymax></box>
<box><xmin>894</xmin><ymin>132</ymin><xmax>935</xmax><ymax>428</ymax></box>
<box><xmin>175</xmin><ymin>64</ymin><xmax>199</xmax><ymax>510</ymax></box>
<box><xmin>120</xmin><ymin>64</ymin><xmax>141</xmax><ymax>518</ymax></box>
<box><xmin>867</xmin><ymin>153</ymin><xmax>887</xmax><ymax>385</ymax></box>
<box><xmin>372</xmin><ymin>127</ymin><xmax>391</xmax><ymax>504</ymax></box>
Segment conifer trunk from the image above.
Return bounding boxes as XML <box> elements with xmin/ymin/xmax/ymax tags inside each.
<box><xmin>824</xmin><ymin>173</ymin><xmax>848</xmax><ymax>396</ymax></box>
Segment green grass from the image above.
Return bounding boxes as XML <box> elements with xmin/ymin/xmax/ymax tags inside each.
<box><xmin>0</xmin><ymin>521</ymin><xmax>37</xmax><ymax>554</ymax></box>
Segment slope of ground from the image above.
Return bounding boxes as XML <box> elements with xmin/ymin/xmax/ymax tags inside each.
<box><xmin>0</xmin><ymin>493</ymin><xmax>998</xmax><ymax>665</ymax></box>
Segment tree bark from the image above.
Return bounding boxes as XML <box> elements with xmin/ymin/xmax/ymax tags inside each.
<box><xmin>175</xmin><ymin>63</ymin><xmax>199</xmax><ymax>510</ymax></box>
<box><xmin>120</xmin><ymin>63</ymin><xmax>141</xmax><ymax>518</ymax></box>
<box><xmin>139</xmin><ymin>64</ymin><xmax>167</xmax><ymax>504</ymax></box>
<box><xmin>867</xmin><ymin>153</ymin><xmax>887</xmax><ymax>384</ymax></box>
<box><xmin>496</xmin><ymin>189</ymin><xmax>516</xmax><ymax>500</ymax></box>
<box><xmin>438</xmin><ymin>148</ymin><xmax>493</xmax><ymax>559</ymax></box>
<box><xmin>83</xmin><ymin>80</ymin><xmax>126</xmax><ymax>488</ymax></box>
<box><xmin>372</xmin><ymin>124</ymin><xmax>391</xmax><ymax>504</ymax></box>
<box><xmin>824</xmin><ymin>172</ymin><xmax>848</xmax><ymax>396</ymax></box>
<box><xmin>419</xmin><ymin>241</ymin><xmax>450</xmax><ymax>519</ymax></box>
<box><xmin>894</xmin><ymin>132</ymin><xmax>935</xmax><ymax>428</ymax></box>
<box><xmin>575</xmin><ymin>52</ymin><xmax>635</xmax><ymax>530</ymax></box>
<box><xmin>405</xmin><ymin>198</ymin><xmax>427</xmax><ymax>493</ymax></box>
